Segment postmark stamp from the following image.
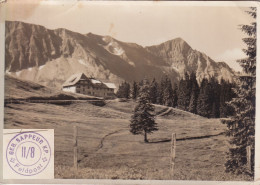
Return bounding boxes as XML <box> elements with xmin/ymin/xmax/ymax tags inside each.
<box><xmin>6</xmin><ymin>132</ymin><xmax>51</xmax><ymax>176</ymax></box>
<box><xmin>3</xmin><ymin>129</ymin><xmax>54</xmax><ymax>179</ymax></box>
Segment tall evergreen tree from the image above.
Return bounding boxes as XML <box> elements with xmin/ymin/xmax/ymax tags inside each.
<box><xmin>162</xmin><ymin>75</ymin><xmax>174</xmax><ymax>106</ymax></box>
<box><xmin>208</xmin><ymin>77</ymin><xmax>221</xmax><ymax>118</ymax></box>
<box><xmin>177</xmin><ymin>79</ymin><xmax>185</xmax><ymax>110</ymax></box>
<box><xmin>172</xmin><ymin>83</ymin><xmax>178</xmax><ymax>108</ymax></box>
<box><xmin>131</xmin><ymin>81</ymin><xmax>139</xmax><ymax>100</ymax></box>
<box><xmin>156</xmin><ymin>83</ymin><xmax>163</xmax><ymax>105</ymax></box>
<box><xmin>197</xmin><ymin>78</ymin><xmax>211</xmax><ymax>118</ymax></box>
<box><xmin>219</xmin><ymin>79</ymin><xmax>235</xmax><ymax>118</ymax></box>
<box><xmin>157</xmin><ymin>77</ymin><xmax>167</xmax><ymax>105</ymax></box>
<box><xmin>149</xmin><ymin>78</ymin><xmax>158</xmax><ymax>104</ymax></box>
<box><xmin>222</xmin><ymin>7</ymin><xmax>256</xmax><ymax>176</ymax></box>
<box><xmin>177</xmin><ymin>72</ymin><xmax>192</xmax><ymax>110</ymax></box>
<box><xmin>130</xmin><ymin>79</ymin><xmax>158</xmax><ymax>142</ymax></box>
<box><xmin>188</xmin><ymin>72</ymin><xmax>199</xmax><ymax>113</ymax></box>
<box><xmin>116</xmin><ymin>81</ymin><xmax>131</xmax><ymax>99</ymax></box>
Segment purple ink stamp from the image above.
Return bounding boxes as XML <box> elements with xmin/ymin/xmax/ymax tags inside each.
<box><xmin>6</xmin><ymin>131</ymin><xmax>51</xmax><ymax>176</ymax></box>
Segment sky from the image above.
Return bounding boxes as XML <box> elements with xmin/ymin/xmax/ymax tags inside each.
<box><xmin>4</xmin><ymin>0</ymin><xmax>256</xmax><ymax>71</ymax></box>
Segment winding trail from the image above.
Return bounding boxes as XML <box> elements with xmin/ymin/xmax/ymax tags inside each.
<box><xmin>96</xmin><ymin>129</ymin><xmax>124</xmax><ymax>152</ymax></box>
<box><xmin>79</xmin><ymin>129</ymin><xmax>126</xmax><ymax>163</ymax></box>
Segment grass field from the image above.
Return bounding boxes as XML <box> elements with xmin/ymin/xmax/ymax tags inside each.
<box><xmin>4</xmin><ymin>99</ymin><xmax>251</xmax><ymax>180</ymax></box>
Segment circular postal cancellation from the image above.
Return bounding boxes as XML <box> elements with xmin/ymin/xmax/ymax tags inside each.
<box><xmin>3</xmin><ymin>129</ymin><xmax>54</xmax><ymax>179</ymax></box>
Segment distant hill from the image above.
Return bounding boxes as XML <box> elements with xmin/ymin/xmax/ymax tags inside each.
<box><xmin>5</xmin><ymin>21</ymin><xmax>235</xmax><ymax>88</ymax></box>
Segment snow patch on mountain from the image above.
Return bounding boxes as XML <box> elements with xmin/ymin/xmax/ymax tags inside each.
<box><xmin>113</xmin><ymin>46</ymin><xmax>124</xmax><ymax>56</ymax></box>
<box><xmin>6</xmin><ymin>70</ymin><xmax>11</xmax><ymax>75</ymax></box>
<box><xmin>104</xmin><ymin>42</ymin><xmax>125</xmax><ymax>56</ymax></box>
<box><xmin>78</xmin><ymin>59</ymin><xmax>88</xmax><ymax>67</ymax></box>
<box><xmin>16</xmin><ymin>71</ymin><xmax>22</xmax><ymax>76</ymax></box>
<box><xmin>171</xmin><ymin>65</ymin><xmax>179</xmax><ymax>71</ymax></box>
<box><xmin>102</xmin><ymin>36</ymin><xmax>125</xmax><ymax>56</ymax></box>
<box><xmin>39</xmin><ymin>65</ymin><xmax>45</xmax><ymax>70</ymax></box>
<box><xmin>128</xmin><ymin>61</ymin><xmax>135</xmax><ymax>67</ymax></box>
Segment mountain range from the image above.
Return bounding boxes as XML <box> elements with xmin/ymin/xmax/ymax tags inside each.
<box><xmin>5</xmin><ymin>21</ymin><xmax>235</xmax><ymax>89</ymax></box>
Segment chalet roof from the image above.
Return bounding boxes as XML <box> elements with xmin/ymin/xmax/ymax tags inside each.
<box><xmin>62</xmin><ymin>73</ymin><xmax>89</xmax><ymax>87</ymax></box>
<box><xmin>62</xmin><ymin>73</ymin><xmax>116</xmax><ymax>89</ymax></box>
<box><xmin>104</xmin><ymin>83</ymin><xmax>116</xmax><ymax>89</ymax></box>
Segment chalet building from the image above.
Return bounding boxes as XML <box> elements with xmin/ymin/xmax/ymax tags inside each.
<box><xmin>62</xmin><ymin>73</ymin><xmax>116</xmax><ymax>98</ymax></box>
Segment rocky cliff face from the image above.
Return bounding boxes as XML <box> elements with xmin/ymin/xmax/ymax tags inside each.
<box><xmin>146</xmin><ymin>38</ymin><xmax>235</xmax><ymax>83</ymax></box>
<box><xmin>5</xmin><ymin>21</ymin><xmax>235</xmax><ymax>88</ymax></box>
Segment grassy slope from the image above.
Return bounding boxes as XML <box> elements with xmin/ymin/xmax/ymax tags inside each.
<box><xmin>4</xmin><ymin>99</ymin><xmax>251</xmax><ymax>180</ymax></box>
<box><xmin>5</xmin><ymin>74</ymin><xmax>101</xmax><ymax>100</ymax></box>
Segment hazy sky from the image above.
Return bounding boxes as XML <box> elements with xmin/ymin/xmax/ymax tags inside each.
<box><xmin>5</xmin><ymin>1</ymin><xmax>256</xmax><ymax>71</ymax></box>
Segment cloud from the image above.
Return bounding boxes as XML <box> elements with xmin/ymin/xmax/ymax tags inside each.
<box><xmin>216</xmin><ymin>48</ymin><xmax>246</xmax><ymax>62</ymax></box>
<box><xmin>215</xmin><ymin>48</ymin><xmax>246</xmax><ymax>72</ymax></box>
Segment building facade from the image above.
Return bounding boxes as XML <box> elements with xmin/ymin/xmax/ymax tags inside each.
<box><xmin>62</xmin><ymin>73</ymin><xmax>116</xmax><ymax>98</ymax></box>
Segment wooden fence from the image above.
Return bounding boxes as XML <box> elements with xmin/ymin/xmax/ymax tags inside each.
<box><xmin>170</xmin><ymin>133</ymin><xmax>176</xmax><ymax>175</ymax></box>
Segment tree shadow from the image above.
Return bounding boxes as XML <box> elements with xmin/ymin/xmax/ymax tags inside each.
<box><xmin>148</xmin><ymin>138</ymin><xmax>171</xmax><ymax>143</ymax></box>
<box><xmin>147</xmin><ymin>132</ymin><xmax>225</xmax><ymax>143</ymax></box>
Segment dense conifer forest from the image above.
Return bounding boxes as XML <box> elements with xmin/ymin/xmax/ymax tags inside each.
<box><xmin>116</xmin><ymin>73</ymin><xmax>235</xmax><ymax>118</ymax></box>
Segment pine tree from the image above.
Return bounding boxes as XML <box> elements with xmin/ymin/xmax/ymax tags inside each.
<box><xmin>172</xmin><ymin>83</ymin><xmax>178</xmax><ymax>108</ymax></box>
<box><xmin>188</xmin><ymin>72</ymin><xmax>199</xmax><ymax>113</ymax></box>
<box><xmin>162</xmin><ymin>75</ymin><xmax>174</xmax><ymax>106</ymax></box>
<box><xmin>208</xmin><ymin>77</ymin><xmax>221</xmax><ymax>118</ymax></box>
<box><xmin>177</xmin><ymin>79</ymin><xmax>185</xmax><ymax>110</ymax></box>
<box><xmin>157</xmin><ymin>77</ymin><xmax>165</xmax><ymax>105</ymax></box>
<box><xmin>116</xmin><ymin>81</ymin><xmax>131</xmax><ymax>99</ymax></box>
<box><xmin>130</xmin><ymin>79</ymin><xmax>158</xmax><ymax>142</ymax></box>
<box><xmin>219</xmin><ymin>79</ymin><xmax>235</xmax><ymax>118</ymax></box>
<box><xmin>131</xmin><ymin>81</ymin><xmax>139</xmax><ymax>100</ymax></box>
<box><xmin>177</xmin><ymin>72</ymin><xmax>192</xmax><ymax>110</ymax></box>
<box><xmin>116</xmin><ymin>83</ymin><xmax>124</xmax><ymax>98</ymax></box>
<box><xmin>197</xmin><ymin>78</ymin><xmax>211</xmax><ymax>118</ymax></box>
<box><xmin>149</xmin><ymin>78</ymin><xmax>158</xmax><ymax>104</ymax></box>
<box><xmin>125</xmin><ymin>82</ymin><xmax>131</xmax><ymax>99</ymax></box>
<box><xmin>222</xmin><ymin>7</ymin><xmax>256</xmax><ymax>176</ymax></box>
<box><xmin>184</xmin><ymin>72</ymin><xmax>192</xmax><ymax>110</ymax></box>
<box><xmin>219</xmin><ymin>79</ymin><xmax>228</xmax><ymax>117</ymax></box>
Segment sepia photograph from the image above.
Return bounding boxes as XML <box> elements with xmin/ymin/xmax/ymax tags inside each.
<box><xmin>2</xmin><ymin>0</ymin><xmax>257</xmax><ymax>182</ymax></box>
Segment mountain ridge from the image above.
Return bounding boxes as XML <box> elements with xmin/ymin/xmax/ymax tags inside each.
<box><xmin>5</xmin><ymin>21</ymin><xmax>235</xmax><ymax>88</ymax></box>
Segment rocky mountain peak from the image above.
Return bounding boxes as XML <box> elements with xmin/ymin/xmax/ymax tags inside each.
<box><xmin>168</xmin><ymin>37</ymin><xmax>191</xmax><ymax>49</ymax></box>
<box><xmin>145</xmin><ymin>37</ymin><xmax>193</xmax><ymax>64</ymax></box>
